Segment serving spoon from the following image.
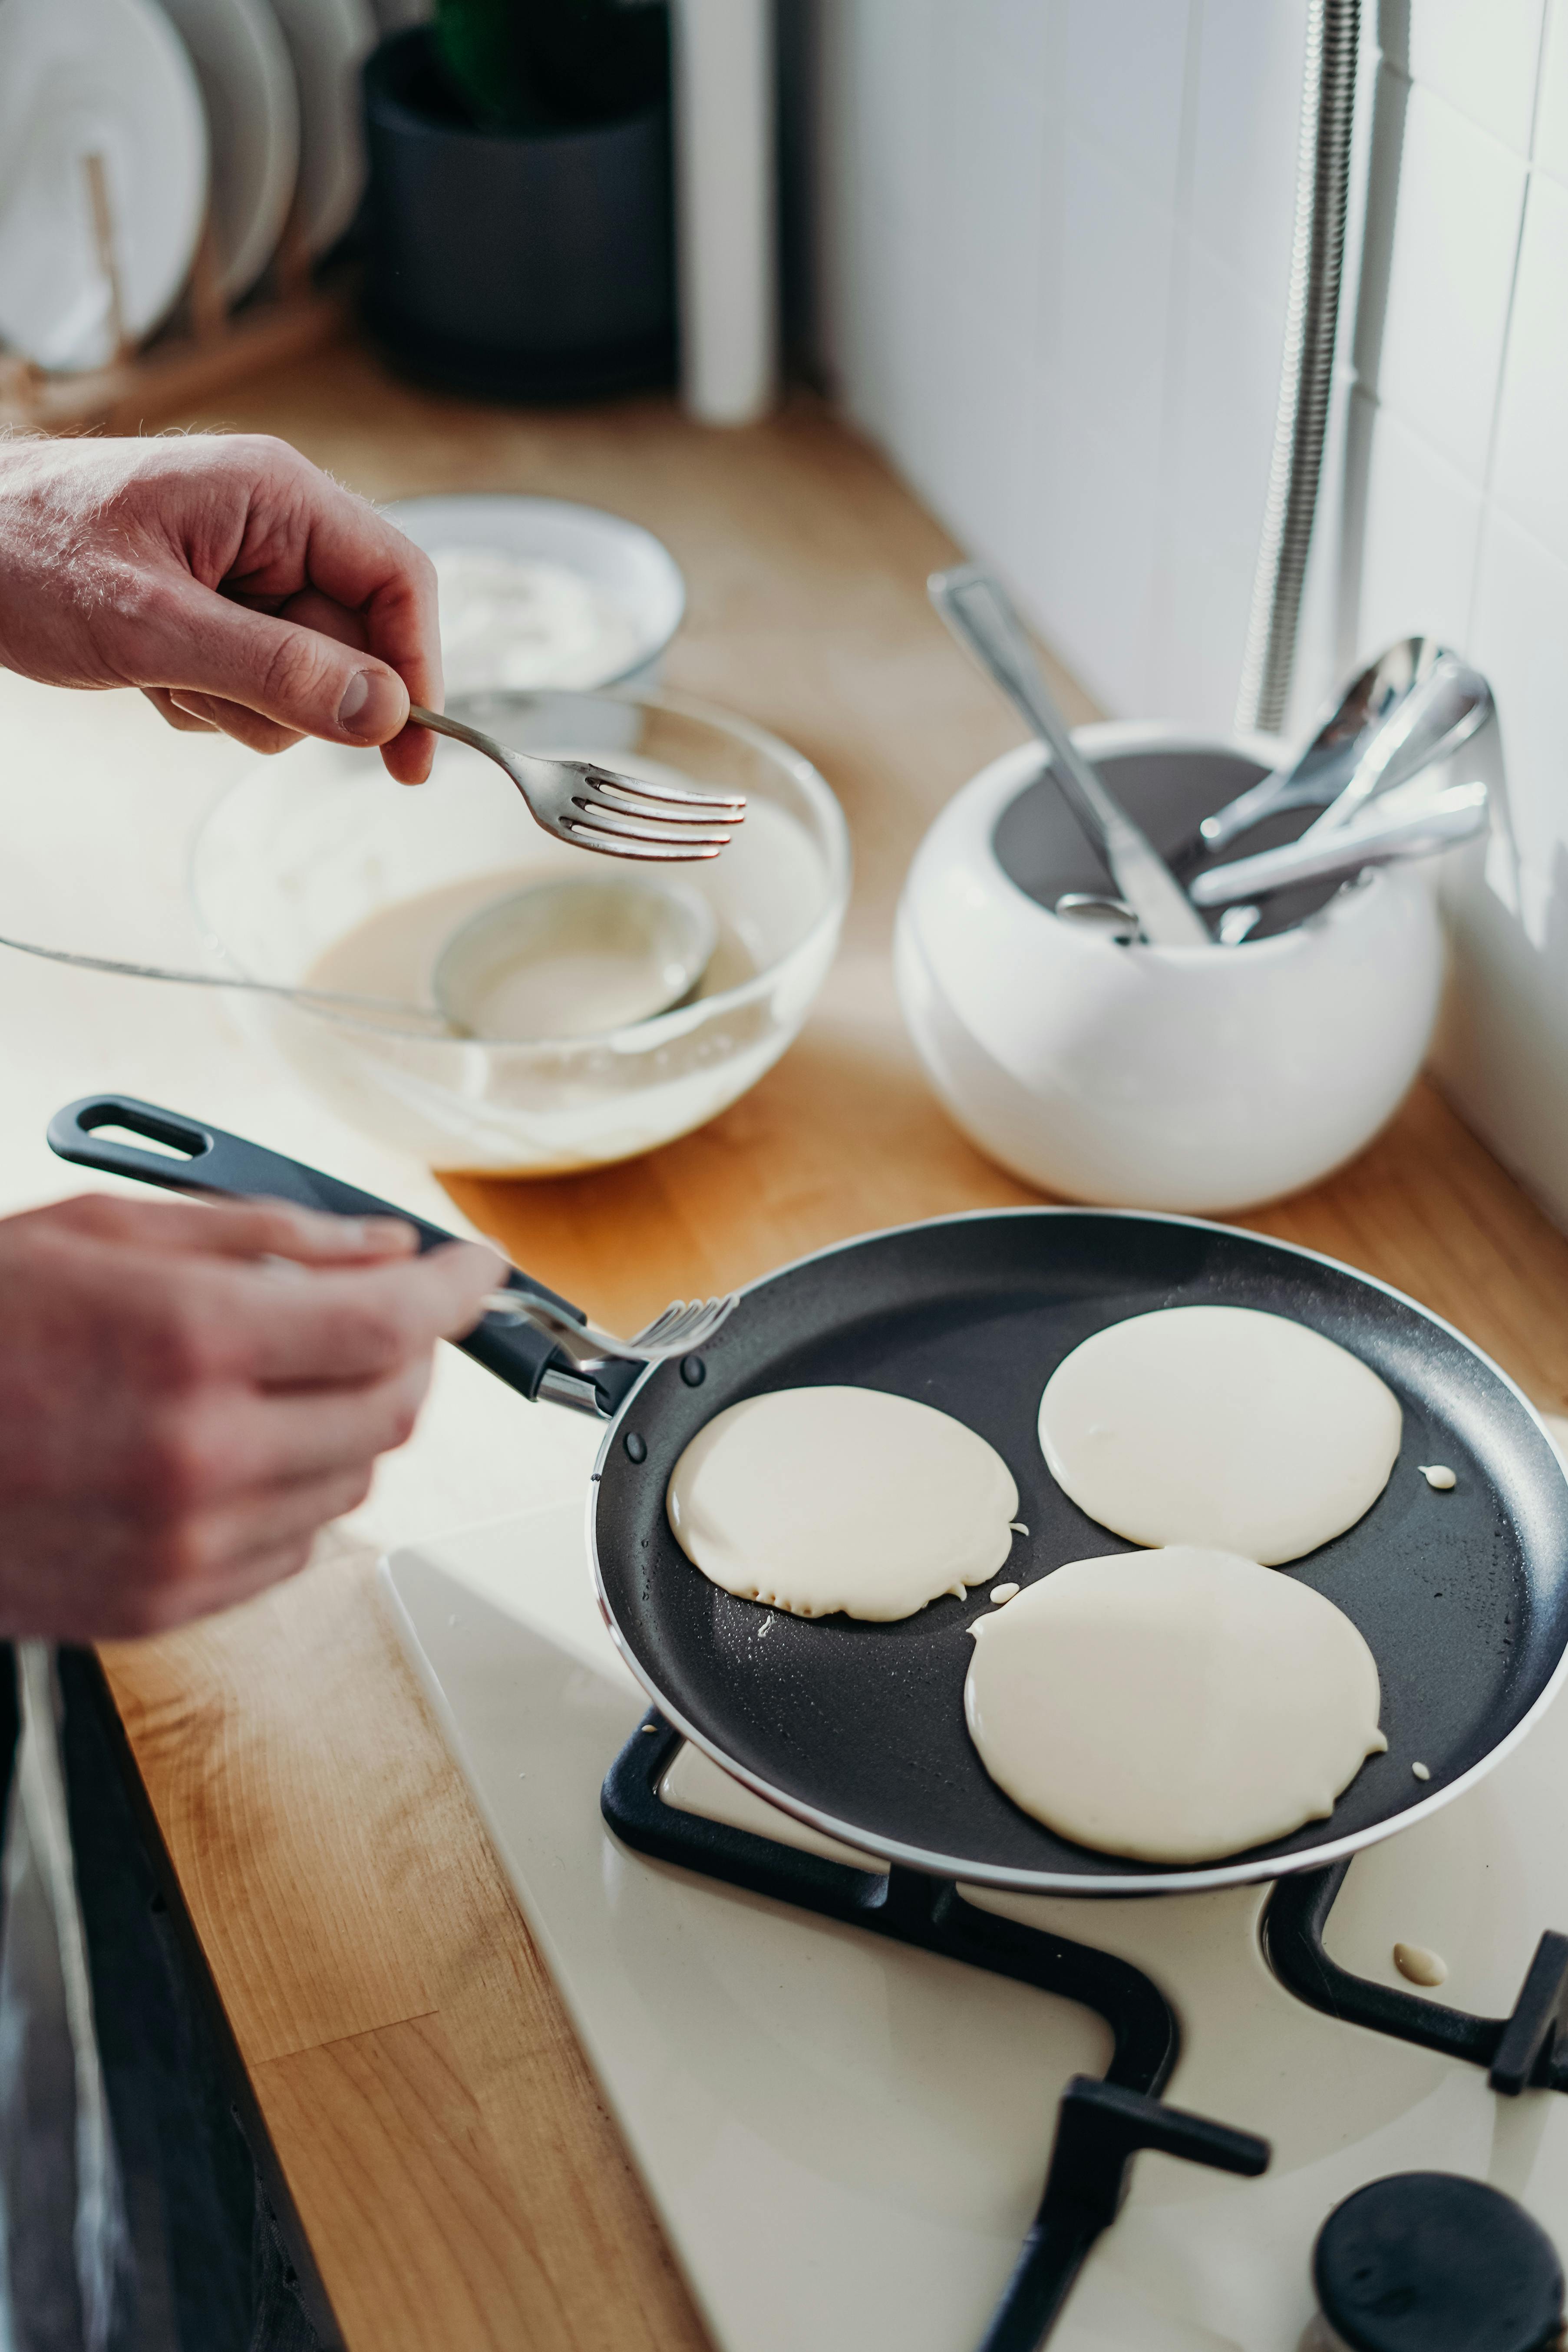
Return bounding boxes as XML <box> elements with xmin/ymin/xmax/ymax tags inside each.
<box><xmin>1299</xmin><ymin>654</ymin><xmax>1491</xmax><ymax>836</ymax></box>
<box><xmin>930</xmin><ymin>565</ymin><xmax>1210</xmax><ymax>946</ymax></box>
<box><xmin>1197</xmin><ymin>638</ymin><xmax>1492</xmax><ymax>854</ymax></box>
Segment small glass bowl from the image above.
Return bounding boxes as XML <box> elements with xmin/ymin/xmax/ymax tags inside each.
<box><xmin>190</xmin><ymin>689</ymin><xmax>851</xmax><ymax>1174</ymax></box>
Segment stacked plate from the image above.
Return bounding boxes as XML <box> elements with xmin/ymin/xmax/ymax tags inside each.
<box><xmin>0</xmin><ymin>0</ymin><xmax>380</xmax><ymax>373</ymax></box>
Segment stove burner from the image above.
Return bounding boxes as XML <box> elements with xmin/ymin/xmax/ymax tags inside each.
<box><xmin>1311</xmin><ymin>2172</ymin><xmax>1565</xmax><ymax>2352</ymax></box>
<box><xmin>602</xmin><ymin>1715</ymin><xmax>1270</xmax><ymax>2350</ymax></box>
<box><xmin>1262</xmin><ymin>1860</ymin><xmax>1568</xmax><ymax>2095</ymax></box>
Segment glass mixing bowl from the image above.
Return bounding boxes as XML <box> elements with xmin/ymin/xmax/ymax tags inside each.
<box><xmin>190</xmin><ymin>689</ymin><xmax>851</xmax><ymax>1174</ymax></box>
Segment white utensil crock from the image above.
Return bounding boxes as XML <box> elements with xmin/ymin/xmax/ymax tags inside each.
<box><xmin>894</xmin><ymin>724</ymin><xmax>1445</xmax><ymax>1214</ymax></box>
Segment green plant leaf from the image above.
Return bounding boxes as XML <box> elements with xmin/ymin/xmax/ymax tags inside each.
<box><xmin>433</xmin><ymin>0</ymin><xmax>668</xmax><ymax>132</ymax></box>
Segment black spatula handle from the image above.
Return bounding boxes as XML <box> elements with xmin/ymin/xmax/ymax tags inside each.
<box><xmin>47</xmin><ymin>1094</ymin><xmax>593</xmax><ymax>1409</ymax></box>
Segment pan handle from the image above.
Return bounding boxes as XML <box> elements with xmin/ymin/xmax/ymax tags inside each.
<box><xmin>47</xmin><ymin>1094</ymin><xmax>618</xmax><ymax>1413</ymax></box>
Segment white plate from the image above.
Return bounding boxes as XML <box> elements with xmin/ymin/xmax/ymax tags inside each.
<box><xmin>156</xmin><ymin>0</ymin><xmax>299</xmax><ymax>301</ymax></box>
<box><xmin>0</xmin><ymin>0</ymin><xmax>208</xmax><ymax>372</ymax></box>
<box><xmin>267</xmin><ymin>0</ymin><xmax>375</xmax><ymax>257</ymax></box>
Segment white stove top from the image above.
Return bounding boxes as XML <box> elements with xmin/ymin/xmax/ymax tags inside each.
<box><xmin>381</xmin><ymin>1505</ymin><xmax>1568</xmax><ymax>2352</ymax></box>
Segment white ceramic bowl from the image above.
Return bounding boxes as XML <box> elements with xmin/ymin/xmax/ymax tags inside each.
<box><xmin>191</xmin><ymin>689</ymin><xmax>849</xmax><ymax>1175</ymax></box>
<box><xmin>383</xmin><ymin>493</ymin><xmax>686</xmax><ymax>693</ymax></box>
<box><xmin>895</xmin><ymin>723</ymin><xmax>1446</xmax><ymax>1214</ymax></box>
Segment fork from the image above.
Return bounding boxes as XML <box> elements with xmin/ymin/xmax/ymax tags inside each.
<box><xmin>482</xmin><ymin>1285</ymin><xmax>739</xmax><ymax>1367</ymax></box>
<box><xmin>410</xmin><ymin>705</ymin><xmax>746</xmax><ymax>862</ymax></box>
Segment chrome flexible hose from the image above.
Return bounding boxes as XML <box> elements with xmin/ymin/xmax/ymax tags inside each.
<box><xmin>1235</xmin><ymin>0</ymin><xmax>1360</xmax><ymax>737</ymax></box>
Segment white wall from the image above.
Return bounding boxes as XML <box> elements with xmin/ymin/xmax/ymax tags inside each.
<box><xmin>813</xmin><ymin>0</ymin><xmax>1568</xmax><ymax>1231</ymax></box>
<box><xmin>812</xmin><ymin>0</ymin><xmax>1334</xmax><ymax>726</ymax></box>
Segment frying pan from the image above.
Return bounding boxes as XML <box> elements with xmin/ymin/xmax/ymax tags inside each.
<box><xmin>50</xmin><ymin>1092</ymin><xmax>1568</xmax><ymax>1898</ymax></box>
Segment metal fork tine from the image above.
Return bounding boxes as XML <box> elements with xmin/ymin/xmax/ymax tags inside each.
<box><xmin>407</xmin><ymin>708</ymin><xmax>749</xmax><ymax>869</ymax></box>
<box><xmin>591</xmin><ymin>798</ymin><xmax>747</xmax><ymax>829</ymax></box>
<box><xmin>561</xmin><ymin>824</ymin><xmax>724</xmax><ymax>862</ymax></box>
<box><xmin>627</xmin><ymin>1294</ymin><xmax>737</xmax><ymax>1353</ymax></box>
<box><xmin>670</xmin><ymin>1296</ymin><xmax>729</xmax><ymax>1340</ymax></box>
<box><xmin>582</xmin><ymin>764</ymin><xmax>746</xmax><ymax>815</ymax></box>
<box><xmin>631</xmin><ymin>1302</ymin><xmax>686</xmax><ymax>1346</ymax></box>
<box><xmin>587</xmin><ymin>779</ymin><xmax>748</xmax><ymax>827</ymax></box>
<box><xmin>569</xmin><ymin>798</ymin><xmax>737</xmax><ymax>847</ymax></box>
<box><xmin>486</xmin><ymin>1286</ymin><xmax>739</xmax><ymax>1364</ymax></box>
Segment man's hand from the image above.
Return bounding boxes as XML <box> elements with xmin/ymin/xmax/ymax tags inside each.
<box><xmin>0</xmin><ymin>434</ymin><xmax>441</xmax><ymax>781</ymax></box>
<box><xmin>0</xmin><ymin>1192</ymin><xmax>501</xmax><ymax>1641</ymax></box>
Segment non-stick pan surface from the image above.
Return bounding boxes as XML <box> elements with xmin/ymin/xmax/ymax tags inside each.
<box><xmin>50</xmin><ymin>1099</ymin><xmax>1568</xmax><ymax>1896</ymax></box>
<box><xmin>592</xmin><ymin>1207</ymin><xmax>1568</xmax><ymax>1893</ymax></box>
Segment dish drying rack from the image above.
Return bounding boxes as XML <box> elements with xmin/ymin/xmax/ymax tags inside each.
<box><xmin>0</xmin><ymin>153</ymin><xmax>347</xmax><ymax>437</ymax></box>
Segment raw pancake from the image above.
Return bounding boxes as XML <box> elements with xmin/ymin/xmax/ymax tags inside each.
<box><xmin>1037</xmin><ymin>1305</ymin><xmax>1401</xmax><ymax>1565</ymax></box>
<box><xmin>666</xmin><ymin>1386</ymin><xmax>1019</xmax><ymax>1621</ymax></box>
<box><xmin>964</xmin><ymin>1546</ymin><xmax>1386</xmax><ymax>1863</ymax></box>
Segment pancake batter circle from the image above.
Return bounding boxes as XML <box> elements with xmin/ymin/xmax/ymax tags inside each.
<box><xmin>964</xmin><ymin>1546</ymin><xmax>1387</xmax><ymax>1863</ymax></box>
<box><xmin>1037</xmin><ymin>1305</ymin><xmax>1402</xmax><ymax>1565</ymax></box>
<box><xmin>666</xmin><ymin>1385</ymin><xmax>1020</xmax><ymax>1621</ymax></box>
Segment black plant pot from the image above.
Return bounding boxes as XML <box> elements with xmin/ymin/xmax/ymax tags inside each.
<box><xmin>362</xmin><ymin>27</ymin><xmax>675</xmax><ymax>402</ymax></box>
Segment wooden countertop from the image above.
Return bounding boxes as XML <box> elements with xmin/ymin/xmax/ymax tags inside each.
<box><xmin>90</xmin><ymin>342</ymin><xmax>1568</xmax><ymax>2352</ymax></box>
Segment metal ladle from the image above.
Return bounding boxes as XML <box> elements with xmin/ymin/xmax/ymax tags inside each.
<box><xmin>0</xmin><ymin>874</ymin><xmax>717</xmax><ymax>1039</ymax></box>
<box><xmin>430</xmin><ymin>877</ymin><xmax>716</xmax><ymax>1040</ymax></box>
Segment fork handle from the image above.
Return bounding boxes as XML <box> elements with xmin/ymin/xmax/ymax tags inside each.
<box><xmin>46</xmin><ymin>1095</ymin><xmax>634</xmax><ymax>1414</ymax></box>
<box><xmin>408</xmin><ymin>705</ymin><xmax>514</xmax><ymax>763</ymax></box>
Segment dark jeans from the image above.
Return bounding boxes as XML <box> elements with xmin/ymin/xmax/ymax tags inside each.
<box><xmin>1</xmin><ymin>1649</ymin><xmax>333</xmax><ymax>2352</ymax></box>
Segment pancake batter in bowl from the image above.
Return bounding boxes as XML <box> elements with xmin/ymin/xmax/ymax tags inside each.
<box><xmin>1037</xmin><ymin>1305</ymin><xmax>1402</xmax><ymax>1564</ymax></box>
<box><xmin>666</xmin><ymin>1385</ymin><xmax>1020</xmax><ymax>1620</ymax></box>
<box><xmin>964</xmin><ymin>1546</ymin><xmax>1387</xmax><ymax>1863</ymax></box>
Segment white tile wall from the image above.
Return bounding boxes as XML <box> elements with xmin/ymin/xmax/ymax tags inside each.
<box><xmin>1048</xmin><ymin>0</ymin><xmax>1194</xmax><ymax>205</ymax></box>
<box><xmin>1537</xmin><ymin>0</ymin><xmax>1568</xmax><ymax>184</ymax></box>
<box><xmin>1353</xmin><ymin>392</ymin><xmax>1483</xmax><ymax>654</ymax></box>
<box><xmin>1381</xmin><ymin>0</ymin><xmax>1547</xmax><ymax>152</ymax></box>
<box><xmin>1290</xmin><ymin>358</ymin><xmax>1362</xmax><ymax>693</ymax></box>
<box><xmin>811</xmin><ymin>0</ymin><xmax>1568</xmax><ymax>1228</ymax></box>
<box><xmin>915</xmin><ymin>20</ymin><xmax>1054</xmax><ymax>571</ymax></box>
<box><xmin>1053</xmin><ymin>132</ymin><xmax>1173</xmax><ymax>463</ymax></box>
<box><xmin>1188</xmin><ymin>0</ymin><xmax>1310</xmax><ymax>304</ymax></box>
<box><xmin>1490</xmin><ymin>170</ymin><xmax>1568</xmax><ymax>566</ymax></box>
<box><xmin>1150</xmin><ymin>244</ymin><xmax>1289</xmax><ymax>720</ymax></box>
<box><xmin>1035</xmin><ymin>393</ymin><xmax>1163</xmax><ymax>717</ymax></box>
<box><xmin>1373</xmin><ymin>83</ymin><xmax>1526</xmax><ymax>481</ymax></box>
<box><xmin>1049</xmin><ymin>0</ymin><xmax>1191</xmax><ymax>205</ymax></box>
<box><xmin>1469</xmin><ymin>511</ymin><xmax>1568</xmax><ymax>900</ymax></box>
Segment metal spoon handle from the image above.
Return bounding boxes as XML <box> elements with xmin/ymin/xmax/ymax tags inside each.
<box><xmin>1198</xmin><ymin>762</ymin><xmax>1337</xmax><ymax>855</ymax></box>
<box><xmin>1189</xmin><ymin>780</ymin><xmax>1488</xmax><ymax>905</ymax></box>
<box><xmin>0</xmin><ymin>932</ymin><xmax>449</xmax><ymax>1031</ymax></box>
<box><xmin>929</xmin><ymin>566</ymin><xmax>1210</xmax><ymax>947</ymax></box>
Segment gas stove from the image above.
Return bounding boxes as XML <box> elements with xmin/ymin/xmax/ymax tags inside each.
<box><xmin>382</xmin><ymin>1504</ymin><xmax>1568</xmax><ymax>2352</ymax></box>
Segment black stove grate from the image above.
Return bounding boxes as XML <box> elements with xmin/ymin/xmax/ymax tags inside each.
<box><xmin>601</xmin><ymin>1714</ymin><xmax>1269</xmax><ymax>2352</ymax></box>
<box><xmin>603</xmin><ymin>1718</ymin><xmax>1568</xmax><ymax>2348</ymax></box>
<box><xmin>1261</xmin><ymin>1859</ymin><xmax>1568</xmax><ymax>2096</ymax></box>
